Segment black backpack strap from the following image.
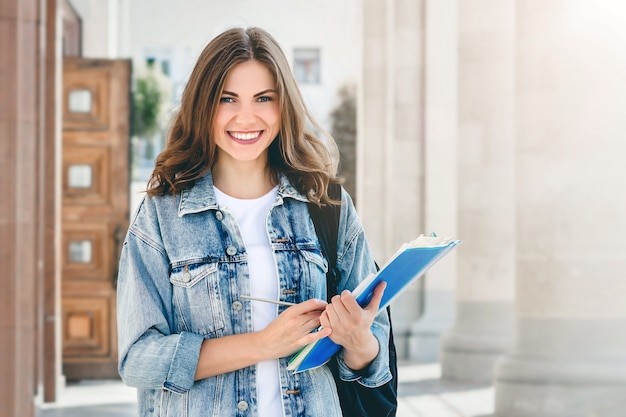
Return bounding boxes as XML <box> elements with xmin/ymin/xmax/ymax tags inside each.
<box><xmin>307</xmin><ymin>182</ymin><xmax>342</xmax><ymax>299</ymax></box>
<box><xmin>307</xmin><ymin>182</ymin><xmax>398</xmax><ymax>417</ymax></box>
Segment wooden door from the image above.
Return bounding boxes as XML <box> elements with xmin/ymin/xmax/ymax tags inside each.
<box><xmin>61</xmin><ymin>58</ymin><xmax>130</xmax><ymax>380</ymax></box>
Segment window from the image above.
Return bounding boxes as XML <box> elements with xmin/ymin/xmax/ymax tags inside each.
<box><xmin>293</xmin><ymin>48</ymin><xmax>321</xmax><ymax>84</ymax></box>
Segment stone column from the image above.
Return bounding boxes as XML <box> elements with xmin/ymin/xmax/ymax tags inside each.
<box><xmin>494</xmin><ymin>1</ymin><xmax>626</xmax><ymax>416</ymax></box>
<box><xmin>359</xmin><ymin>0</ymin><xmax>429</xmax><ymax>359</ymax></box>
<box><xmin>0</xmin><ymin>0</ymin><xmax>44</xmax><ymax>415</ymax></box>
<box><xmin>408</xmin><ymin>0</ymin><xmax>459</xmax><ymax>363</ymax></box>
<box><xmin>439</xmin><ymin>0</ymin><xmax>516</xmax><ymax>383</ymax></box>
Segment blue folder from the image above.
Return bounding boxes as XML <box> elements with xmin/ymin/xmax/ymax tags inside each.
<box><xmin>288</xmin><ymin>239</ymin><xmax>461</xmax><ymax>373</ymax></box>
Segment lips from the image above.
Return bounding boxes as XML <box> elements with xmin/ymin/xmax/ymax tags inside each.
<box><xmin>229</xmin><ymin>131</ymin><xmax>262</xmax><ymax>141</ymax></box>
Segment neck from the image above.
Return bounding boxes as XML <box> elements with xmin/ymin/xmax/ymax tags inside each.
<box><xmin>212</xmin><ymin>159</ymin><xmax>276</xmax><ymax>199</ymax></box>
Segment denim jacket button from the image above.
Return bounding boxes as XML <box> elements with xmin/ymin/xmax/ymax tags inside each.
<box><xmin>215</xmin><ymin>211</ymin><xmax>223</xmax><ymax>221</ymax></box>
<box><xmin>226</xmin><ymin>246</ymin><xmax>237</xmax><ymax>256</ymax></box>
<box><xmin>183</xmin><ymin>272</ymin><xmax>191</xmax><ymax>282</ymax></box>
<box><xmin>237</xmin><ymin>400</ymin><xmax>248</xmax><ymax>411</ymax></box>
<box><xmin>232</xmin><ymin>301</ymin><xmax>243</xmax><ymax>311</ymax></box>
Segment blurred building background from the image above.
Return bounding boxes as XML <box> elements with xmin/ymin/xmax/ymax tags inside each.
<box><xmin>2</xmin><ymin>1</ymin><xmax>626</xmax><ymax>416</ymax></box>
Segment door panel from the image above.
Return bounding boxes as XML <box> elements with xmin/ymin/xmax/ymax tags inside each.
<box><xmin>62</xmin><ymin>58</ymin><xmax>130</xmax><ymax>380</ymax></box>
<box><xmin>63</xmin><ymin>144</ymin><xmax>111</xmax><ymax>205</ymax></box>
<box><xmin>63</xmin><ymin>296</ymin><xmax>111</xmax><ymax>356</ymax></box>
<box><xmin>62</xmin><ymin>222</ymin><xmax>110</xmax><ymax>281</ymax></box>
<box><xmin>63</xmin><ymin>68</ymin><xmax>110</xmax><ymax>130</ymax></box>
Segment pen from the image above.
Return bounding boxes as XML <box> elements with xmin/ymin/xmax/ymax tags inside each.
<box><xmin>240</xmin><ymin>295</ymin><xmax>297</xmax><ymax>307</ymax></box>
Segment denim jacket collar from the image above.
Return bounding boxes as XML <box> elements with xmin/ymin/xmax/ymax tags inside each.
<box><xmin>178</xmin><ymin>170</ymin><xmax>309</xmax><ymax>217</ymax></box>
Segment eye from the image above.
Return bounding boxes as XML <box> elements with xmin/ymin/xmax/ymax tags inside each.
<box><xmin>219</xmin><ymin>97</ymin><xmax>235</xmax><ymax>103</ymax></box>
<box><xmin>257</xmin><ymin>96</ymin><xmax>273</xmax><ymax>103</ymax></box>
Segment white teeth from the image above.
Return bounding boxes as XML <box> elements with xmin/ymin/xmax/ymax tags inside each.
<box><xmin>231</xmin><ymin>131</ymin><xmax>261</xmax><ymax>140</ymax></box>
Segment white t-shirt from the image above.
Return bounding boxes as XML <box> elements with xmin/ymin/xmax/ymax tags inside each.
<box><xmin>213</xmin><ymin>185</ymin><xmax>282</xmax><ymax>417</ymax></box>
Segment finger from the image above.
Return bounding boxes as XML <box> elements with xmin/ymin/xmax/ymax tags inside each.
<box><xmin>364</xmin><ymin>281</ymin><xmax>387</xmax><ymax>313</ymax></box>
<box><xmin>301</xmin><ymin>312</ymin><xmax>323</xmax><ymax>331</ymax></box>
<box><xmin>338</xmin><ymin>290</ymin><xmax>361</xmax><ymax>312</ymax></box>
<box><xmin>319</xmin><ymin>311</ymin><xmax>330</xmax><ymax>329</ymax></box>
<box><xmin>330</xmin><ymin>293</ymin><xmax>350</xmax><ymax>318</ymax></box>
<box><xmin>300</xmin><ymin>327</ymin><xmax>332</xmax><ymax>345</ymax></box>
<box><xmin>325</xmin><ymin>302</ymin><xmax>348</xmax><ymax>334</ymax></box>
<box><xmin>285</xmin><ymin>298</ymin><xmax>327</xmax><ymax>316</ymax></box>
<box><xmin>290</xmin><ymin>298</ymin><xmax>328</xmax><ymax>314</ymax></box>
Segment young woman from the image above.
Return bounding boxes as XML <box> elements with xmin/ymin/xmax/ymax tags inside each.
<box><xmin>117</xmin><ymin>27</ymin><xmax>391</xmax><ymax>417</ymax></box>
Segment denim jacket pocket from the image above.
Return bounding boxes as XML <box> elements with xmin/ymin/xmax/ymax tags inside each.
<box><xmin>169</xmin><ymin>262</ymin><xmax>225</xmax><ymax>336</ymax></box>
<box><xmin>300</xmin><ymin>249</ymin><xmax>328</xmax><ymax>273</ymax></box>
<box><xmin>297</xmin><ymin>248</ymin><xmax>329</xmax><ymax>301</ymax></box>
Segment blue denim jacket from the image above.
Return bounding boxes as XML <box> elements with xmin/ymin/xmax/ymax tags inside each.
<box><xmin>117</xmin><ymin>171</ymin><xmax>392</xmax><ymax>417</ymax></box>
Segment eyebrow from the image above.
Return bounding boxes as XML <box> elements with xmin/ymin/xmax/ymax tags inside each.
<box><xmin>222</xmin><ymin>89</ymin><xmax>276</xmax><ymax>98</ymax></box>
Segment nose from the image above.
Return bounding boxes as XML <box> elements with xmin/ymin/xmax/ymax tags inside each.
<box><xmin>235</xmin><ymin>103</ymin><xmax>255</xmax><ymax>125</ymax></box>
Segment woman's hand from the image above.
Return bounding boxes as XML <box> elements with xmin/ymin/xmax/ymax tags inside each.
<box><xmin>195</xmin><ymin>298</ymin><xmax>330</xmax><ymax>380</ymax></box>
<box><xmin>257</xmin><ymin>298</ymin><xmax>331</xmax><ymax>360</ymax></box>
<box><xmin>319</xmin><ymin>281</ymin><xmax>387</xmax><ymax>371</ymax></box>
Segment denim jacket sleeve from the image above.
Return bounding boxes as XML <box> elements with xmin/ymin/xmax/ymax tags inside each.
<box><xmin>334</xmin><ymin>189</ymin><xmax>393</xmax><ymax>387</ymax></box>
<box><xmin>116</xmin><ymin>196</ymin><xmax>204</xmax><ymax>393</ymax></box>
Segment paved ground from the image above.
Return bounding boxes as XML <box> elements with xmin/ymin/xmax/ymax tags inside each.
<box><xmin>396</xmin><ymin>363</ymin><xmax>494</xmax><ymax>417</ymax></box>
<box><xmin>37</xmin><ymin>362</ymin><xmax>494</xmax><ymax>417</ymax></box>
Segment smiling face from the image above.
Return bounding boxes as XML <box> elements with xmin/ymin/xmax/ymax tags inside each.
<box><xmin>212</xmin><ymin>60</ymin><xmax>281</xmax><ymax>169</ymax></box>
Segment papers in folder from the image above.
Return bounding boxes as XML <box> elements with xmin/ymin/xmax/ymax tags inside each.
<box><xmin>287</xmin><ymin>234</ymin><xmax>461</xmax><ymax>373</ymax></box>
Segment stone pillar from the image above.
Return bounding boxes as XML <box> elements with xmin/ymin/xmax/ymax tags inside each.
<box><xmin>439</xmin><ymin>0</ymin><xmax>516</xmax><ymax>383</ymax></box>
<box><xmin>494</xmin><ymin>1</ymin><xmax>626</xmax><ymax>416</ymax></box>
<box><xmin>408</xmin><ymin>0</ymin><xmax>459</xmax><ymax>363</ymax></box>
<box><xmin>0</xmin><ymin>0</ymin><xmax>44</xmax><ymax>415</ymax></box>
<box><xmin>359</xmin><ymin>0</ymin><xmax>428</xmax><ymax>359</ymax></box>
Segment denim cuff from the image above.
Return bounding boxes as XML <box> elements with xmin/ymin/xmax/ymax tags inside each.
<box><xmin>336</xmin><ymin>324</ymin><xmax>393</xmax><ymax>388</ymax></box>
<box><xmin>162</xmin><ymin>331</ymin><xmax>204</xmax><ymax>393</ymax></box>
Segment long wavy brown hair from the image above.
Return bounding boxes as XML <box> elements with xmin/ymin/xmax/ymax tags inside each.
<box><xmin>146</xmin><ymin>27</ymin><xmax>340</xmax><ymax>205</ymax></box>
